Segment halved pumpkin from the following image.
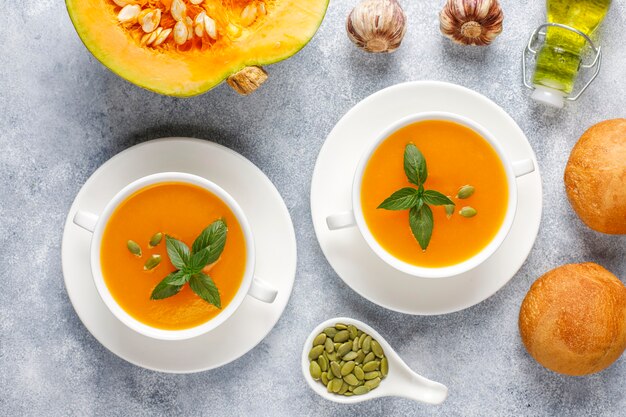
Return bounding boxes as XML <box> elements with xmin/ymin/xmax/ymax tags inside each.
<box><xmin>67</xmin><ymin>0</ymin><xmax>329</xmax><ymax>97</ymax></box>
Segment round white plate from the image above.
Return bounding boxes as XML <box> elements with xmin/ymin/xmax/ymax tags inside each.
<box><xmin>62</xmin><ymin>138</ymin><xmax>297</xmax><ymax>373</ymax></box>
<box><xmin>310</xmin><ymin>81</ymin><xmax>542</xmax><ymax>315</ymax></box>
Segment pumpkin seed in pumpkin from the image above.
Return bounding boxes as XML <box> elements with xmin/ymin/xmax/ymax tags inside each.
<box><xmin>139</xmin><ymin>9</ymin><xmax>161</xmax><ymax>33</ymax></box>
<box><xmin>118</xmin><ymin>5</ymin><xmax>140</xmax><ymax>24</ymax></box>
<box><xmin>170</xmin><ymin>0</ymin><xmax>186</xmax><ymax>22</ymax></box>
<box><xmin>240</xmin><ymin>3</ymin><xmax>258</xmax><ymax>27</ymax></box>
<box><xmin>173</xmin><ymin>21</ymin><xmax>188</xmax><ymax>45</ymax></box>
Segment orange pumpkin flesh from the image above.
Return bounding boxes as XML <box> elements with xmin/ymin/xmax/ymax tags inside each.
<box><xmin>66</xmin><ymin>0</ymin><xmax>329</xmax><ymax>97</ymax></box>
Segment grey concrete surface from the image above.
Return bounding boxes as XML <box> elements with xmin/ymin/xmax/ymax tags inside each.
<box><xmin>1</xmin><ymin>1</ymin><xmax>625</xmax><ymax>416</ymax></box>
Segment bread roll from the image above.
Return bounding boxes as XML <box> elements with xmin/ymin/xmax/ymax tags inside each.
<box><xmin>519</xmin><ymin>263</ymin><xmax>626</xmax><ymax>376</ymax></box>
<box><xmin>564</xmin><ymin>118</ymin><xmax>626</xmax><ymax>234</ymax></box>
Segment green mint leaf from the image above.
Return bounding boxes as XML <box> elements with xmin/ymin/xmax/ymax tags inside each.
<box><xmin>378</xmin><ymin>187</ymin><xmax>420</xmax><ymax>210</ymax></box>
<box><xmin>150</xmin><ymin>271</ymin><xmax>185</xmax><ymax>300</ymax></box>
<box><xmin>409</xmin><ymin>204</ymin><xmax>434</xmax><ymax>251</ymax></box>
<box><xmin>184</xmin><ymin>248</ymin><xmax>212</xmax><ymax>275</ymax></box>
<box><xmin>422</xmin><ymin>190</ymin><xmax>455</xmax><ymax>206</ymax></box>
<box><xmin>166</xmin><ymin>235</ymin><xmax>191</xmax><ymax>269</ymax></box>
<box><xmin>189</xmin><ymin>273</ymin><xmax>221</xmax><ymax>308</ymax></box>
<box><xmin>404</xmin><ymin>144</ymin><xmax>428</xmax><ymax>187</ymax></box>
<box><xmin>191</xmin><ymin>219</ymin><xmax>227</xmax><ymax>265</ymax></box>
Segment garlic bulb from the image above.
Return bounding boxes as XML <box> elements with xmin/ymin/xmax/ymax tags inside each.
<box><xmin>440</xmin><ymin>0</ymin><xmax>504</xmax><ymax>46</ymax></box>
<box><xmin>346</xmin><ymin>0</ymin><xmax>407</xmax><ymax>53</ymax></box>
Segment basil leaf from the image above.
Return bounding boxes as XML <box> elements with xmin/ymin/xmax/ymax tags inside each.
<box><xmin>378</xmin><ymin>187</ymin><xmax>420</xmax><ymax>210</ymax></box>
<box><xmin>422</xmin><ymin>190</ymin><xmax>455</xmax><ymax>206</ymax></box>
<box><xmin>150</xmin><ymin>271</ymin><xmax>185</xmax><ymax>300</ymax></box>
<box><xmin>166</xmin><ymin>235</ymin><xmax>191</xmax><ymax>269</ymax></box>
<box><xmin>166</xmin><ymin>271</ymin><xmax>189</xmax><ymax>286</ymax></box>
<box><xmin>191</xmin><ymin>219</ymin><xmax>227</xmax><ymax>263</ymax></box>
<box><xmin>185</xmin><ymin>248</ymin><xmax>212</xmax><ymax>275</ymax></box>
<box><xmin>409</xmin><ymin>204</ymin><xmax>434</xmax><ymax>251</ymax></box>
<box><xmin>404</xmin><ymin>144</ymin><xmax>428</xmax><ymax>187</ymax></box>
<box><xmin>189</xmin><ymin>273</ymin><xmax>221</xmax><ymax>308</ymax></box>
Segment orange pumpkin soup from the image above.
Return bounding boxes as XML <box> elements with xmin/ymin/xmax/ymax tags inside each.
<box><xmin>361</xmin><ymin>120</ymin><xmax>509</xmax><ymax>268</ymax></box>
<box><xmin>100</xmin><ymin>182</ymin><xmax>246</xmax><ymax>330</ymax></box>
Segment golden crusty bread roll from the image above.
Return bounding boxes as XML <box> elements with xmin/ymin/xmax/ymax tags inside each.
<box><xmin>519</xmin><ymin>263</ymin><xmax>626</xmax><ymax>376</ymax></box>
<box><xmin>564</xmin><ymin>118</ymin><xmax>626</xmax><ymax>234</ymax></box>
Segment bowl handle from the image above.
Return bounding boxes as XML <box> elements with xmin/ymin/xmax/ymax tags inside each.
<box><xmin>512</xmin><ymin>159</ymin><xmax>535</xmax><ymax>178</ymax></box>
<box><xmin>248</xmin><ymin>277</ymin><xmax>278</xmax><ymax>303</ymax></box>
<box><xmin>73</xmin><ymin>210</ymin><xmax>99</xmax><ymax>233</ymax></box>
<box><xmin>326</xmin><ymin>211</ymin><xmax>356</xmax><ymax>230</ymax></box>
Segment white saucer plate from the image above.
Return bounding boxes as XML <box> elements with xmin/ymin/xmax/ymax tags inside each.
<box><xmin>62</xmin><ymin>138</ymin><xmax>297</xmax><ymax>373</ymax></box>
<box><xmin>310</xmin><ymin>81</ymin><xmax>542</xmax><ymax>315</ymax></box>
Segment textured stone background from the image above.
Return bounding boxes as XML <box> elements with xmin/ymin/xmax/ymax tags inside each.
<box><xmin>1</xmin><ymin>1</ymin><xmax>625</xmax><ymax>416</ymax></box>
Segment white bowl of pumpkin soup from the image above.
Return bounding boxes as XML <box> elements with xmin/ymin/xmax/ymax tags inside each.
<box><xmin>73</xmin><ymin>172</ymin><xmax>277</xmax><ymax>341</ymax></box>
<box><xmin>327</xmin><ymin>112</ymin><xmax>535</xmax><ymax>278</ymax></box>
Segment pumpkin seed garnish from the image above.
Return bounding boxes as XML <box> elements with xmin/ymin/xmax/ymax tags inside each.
<box><xmin>459</xmin><ymin>206</ymin><xmax>478</xmax><ymax>218</ymax></box>
<box><xmin>127</xmin><ymin>240</ymin><xmax>142</xmax><ymax>257</ymax></box>
<box><xmin>143</xmin><ymin>254</ymin><xmax>161</xmax><ymax>270</ymax></box>
<box><xmin>456</xmin><ymin>185</ymin><xmax>475</xmax><ymax>199</ymax></box>
<box><xmin>444</xmin><ymin>200</ymin><xmax>455</xmax><ymax>219</ymax></box>
<box><xmin>149</xmin><ymin>232</ymin><xmax>163</xmax><ymax>248</ymax></box>
<box><xmin>307</xmin><ymin>323</ymin><xmax>388</xmax><ymax>397</ymax></box>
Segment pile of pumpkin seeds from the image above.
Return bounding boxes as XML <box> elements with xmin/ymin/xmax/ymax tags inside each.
<box><xmin>308</xmin><ymin>323</ymin><xmax>388</xmax><ymax>396</ymax></box>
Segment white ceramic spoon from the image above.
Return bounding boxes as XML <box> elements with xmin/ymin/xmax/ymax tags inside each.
<box><xmin>301</xmin><ymin>317</ymin><xmax>448</xmax><ymax>405</ymax></box>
